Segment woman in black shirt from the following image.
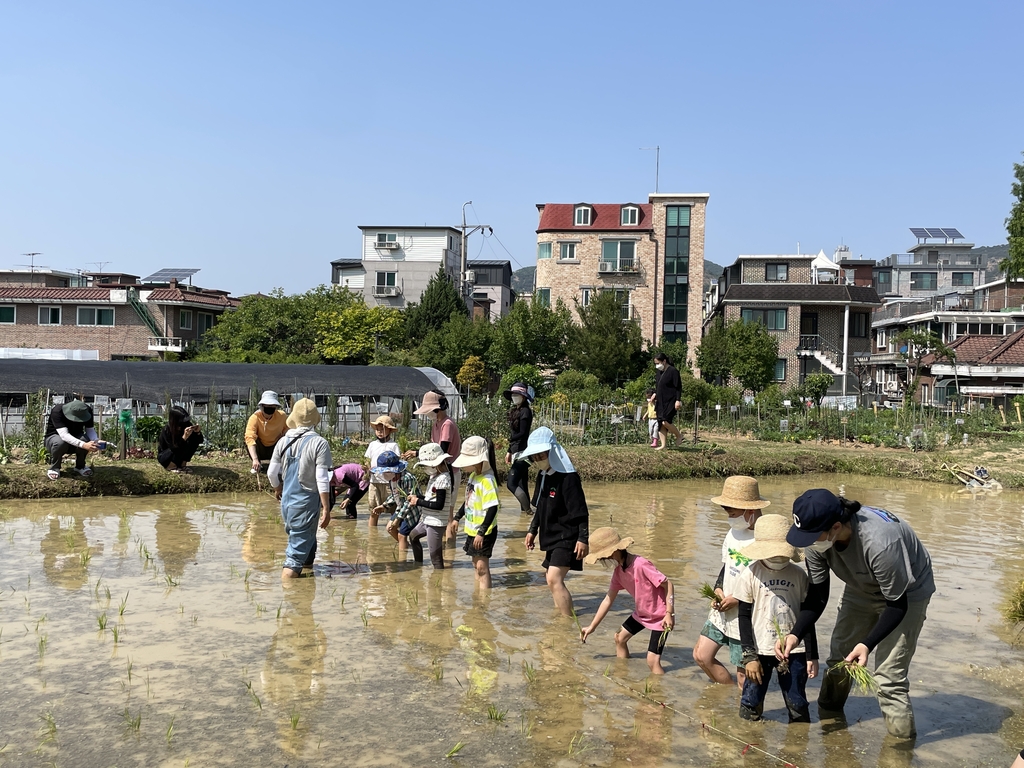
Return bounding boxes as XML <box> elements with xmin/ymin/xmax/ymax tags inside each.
<box><xmin>157</xmin><ymin>406</ymin><xmax>204</xmax><ymax>473</ymax></box>
<box><xmin>654</xmin><ymin>352</ymin><xmax>683</xmax><ymax>450</ymax></box>
<box><xmin>503</xmin><ymin>382</ymin><xmax>534</xmax><ymax>512</ymax></box>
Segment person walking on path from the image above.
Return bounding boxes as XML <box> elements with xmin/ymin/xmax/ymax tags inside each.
<box><xmin>503</xmin><ymin>382</ymin><xmax>534</xmax><ymax>512</ymax></box>
<box><xmin>245</xmin><ymin>391</ymin><xmax>288</xmax><ymax>473</ymax></box>
<box><xmin>521</xmin><ymin>427</ymin><xmax>589</xmax><ymax>616</ymax></box>
<box><xmin>781</xmin><ymin>489</ymin><xmax>934</xmax><ymax>739</ymax></box>
<box><xmin>653</xmin><ymin>352</ymin><xmax>682</xmax><ymax>450</ymax></box>
<box><xmin>268</xmin><ymin>398</ymin><xmax>332</xmax><ymax>581</ymax></box>
<box><xmin>44</xmin><ymin>399</ymin><xmax>100</xmax><ymax>480</ymax></box>
<box><xmin>157</xmin><ymin>406</ymin><xmax>204</xmax><ymax>473</ymax></box>
<box><xmin>693</xmin><ymin>475</ymin><xmax>769</xmax><ymax>688</ymax></box>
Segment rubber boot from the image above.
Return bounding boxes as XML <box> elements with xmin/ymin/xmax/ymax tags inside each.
<box><xmin>739</xmin><ymin>702</ymin><xmax>763</xmax><ymax>721</ymax></box>
<box><xmin>786</xmin><ymin>702</ymin><xmax>811</xmax><ymax>723</ymax></box>
<box><xmin>818</xmin><ymin>666</ymin><xmax>852</xmax><ymax>713</ymax></box>
<box><xmin>883</xmin><ymin>713</ymin><xmax>917</xmax><ymax>740</ymax></box>
<box><xmin>513</xmin><ymin>486</ymin><xmax>532</xmax><ymax>513</ymax></box>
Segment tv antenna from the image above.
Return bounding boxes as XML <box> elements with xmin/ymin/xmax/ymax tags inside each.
<box><xmin>89</xmin><ymin>261</ymin><xmax>111</xmax><ymax>273</ymax></box>
<box><xmin>640</xmin><ymin>146</ymin><xmax>660</xmax><ymax>193</ymax></box>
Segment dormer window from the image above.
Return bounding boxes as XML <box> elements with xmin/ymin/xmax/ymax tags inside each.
<box><xmin>574</xmin><ymin>206</ymin><xmax>592</xmax><ymax>226</ymax></box>
<box><xmin>621</xmin><ymin>206</ymin><xmax>638</xmax><ymax>226</ymax></box>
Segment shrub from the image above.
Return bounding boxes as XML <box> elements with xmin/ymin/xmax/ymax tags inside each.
<box><xmin>554</xmin><ymin>370</ymin><xmax>612</xmax><ymax>403</ymax></box>
<box><xmin>134</xmin><ymin>416</ymin><xmax>165</xmax><ymax>443</ymax></box>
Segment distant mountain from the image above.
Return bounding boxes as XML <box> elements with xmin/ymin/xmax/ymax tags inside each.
<box><xmin>976</xmin><ymin>243</ymin><xmax>1009</xmax><ymax>282</ymax></box>
<box><xmin>703</xmin><ymin>260</ymin><xmax>725</xmax><ymax>289</ymax></box>
<box><xmin>512</xmin><ymin>266</ymin><xmax>535</xmax><ymax>294</ymax></box>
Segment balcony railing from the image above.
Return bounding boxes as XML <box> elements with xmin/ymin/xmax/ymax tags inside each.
<box><xmin>797</xmin><ymin>334</ymin><xmax>844</xmax><ymax>369</ymax></box>
<box><xmin>598</xmin><ymin>260</ymin><xmax>639</xmax><ymax>274</ymax></box>
<box><xmin>873</xmin><ymin>293</ymin><xmax>978</xmax><ymax>321</ymax></box>
<box><xmin>148</xmin><ymin>337</ymin><xmax>193</xmax><ymax>352</ymax></box>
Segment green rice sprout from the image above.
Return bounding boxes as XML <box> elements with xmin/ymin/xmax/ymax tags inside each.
<box><xmin>432</xmin><ymin>662</ymin><xmax>444</xmax><ymax>682</ymax></box>
<box><xmin>771</xmin><ymin>618</ymin><xmax>790</xmax><ymax>675</ymax></box>
<box><xmin>37</xmin><ymin>634</ymin><xmax>47</xmax><ymax>659</ymax></box>
<box><xmin>104</xmin><ymin>586</ymin><xmax>111</xmax><ymax>601</ymax></box>
<box><xmin>276</xmin><ymin>602</ymin><xmax>283</xmax><ymax>619</ymax></box>
<box><xmin>122</xmin><ymin>707</ymin><xmax>141</xmax><ymax>732</ymax></box>
<box><xmin>339</xmin><ymin>592</ymin><xmax>347</xmax><ymax>609</ymax></box>
<box><xmin>642</xmin><ymin>677</ymin><xmax>654</xmax><ymax>696</ymax></box>
<box><xmin>164</xmin><ymin>574</ymin><xmax>178</xmax><ymax>588</ymax></box>
<box><xmin>119</xmin><ymin>591</ymin><xmax>129</xmax><ymax>616</ymax></box>
<box><xmin>289</xmin><ymin>708</ymin><xmax>300</xmax><ymax>730</ymax></box>
<box><xmin>111</xmin><ymin>625</ymin><xmax>120</xmax><ymax>644</ymax></box>
<box><xmin>360</xmin><ymin>607</ymin><xmax>369</xmax><ymax>628</ymax></box>
<box><xmin>486</xmin><ymin>705</ymin><xmax>507</xmax><ymax>722</ymax></box>
<box><xmin>567</xmin><ymin>731</ymin><xmax>590</xmax><ymax>756</ymax></box>
<box><xmin>445</xmin><ymin>741</ymin><xmax>466</xmax><ymax>759</ymax></box>
<box><xmin>97</xmin><ymin>613</ymin><xmax>108</xmax><ymax>631</ymax></box>
<box><xmin>632</xmin><ymin>722</ymin><xmax>641</xmax><ymax>738</ymax></box>
<box><xmin>698</xmin><ymin>582</ymin><xmax>721</xmax><ymax>607</ymax></box>
<box><xmin>522</xmin><ymin>661</ymin><xmax>536</xmax><ymax>683</ymax></box>
<box><xmin>38</xmin><ymin>709</ymin><xmax>57</xmax><ymax>744</ymax></box>
<box><xmin>79</xmin><ymin>548</ymin><xmax>92</xmax><ymax>567</ymax></box>
<box><xmin>519</xmin><ymin>713</ymin><xmax>533</xmax><ymax>736</ymax></box>
<box><xmin>244</xmin><ymin>680</ymin><xmax>262</xmax><ymax>710</ymax></box>
<box><xmin>829</xmin><ymin>660</ymin><xmax>879</xmax><ymax>693</ymax></box>
<box><xmin>570</xmin><ymin>607</ymin><xmax>584</xmax><ymax>636</ymax></box>
<box><xmin>165</xmin><ymin>716</ymin><xmax>175</xmax><ymax>744</ymax></box>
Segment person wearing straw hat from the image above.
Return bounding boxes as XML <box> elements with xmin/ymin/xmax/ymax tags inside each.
<box><xmin>406</xmin><ymin>442</ymin><xmax>453</xmax><ymax>569</ymax></box>
<box><xmin>44</xmin><ymin>398</ymin><xmax>101</xmax><ymax>480</ymax></box>
<box><xmin>780</xmin><ymin>489</ymin><xmax>933</xmax><ymax>740</ymax></box>
<box><xmin>364</xmin><ymin>414</ymin><xmax>400</xmax><ymax>529</ymax></box>
<box><xmin>245</xmin><ymin>391</ymin><xmax>288</xmax><ymax>473</ymax></box>
<box><xmin>503</xmin><ymin>381</ymin><xmax>535</xmax><ymax>512</ymax></box>
<box><xmin>449</xmin><ymin>436</ymin><xmax>500</xmax><ymax>590</ymax></box>
<box><xmin>733</xmin><ymin>514</ymin><xmax>819</xmax><ymax>723</ymax></box>
<box><xmin>580</xmin><ymin>528</ymin><xmax>675</xmax><ymax>675</ymax></box>
<box><xmin>694</xmin><ymin>476</ymin><xmax>770</xmax><ymax>688</ymax></box>
<box><xmin>521</xmin><ymin>427</ymin><xmax>589</xmax><ymax>617</ymax></box>
<box><xmin>268</xmin><ymin>398</ymin><xmax>332</xmax><ymax>580</ymax></box>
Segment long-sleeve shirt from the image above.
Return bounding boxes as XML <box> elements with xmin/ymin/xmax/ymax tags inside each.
<box><xmin>385</xmin><ymin>470</ymin><xmax>421</xmax><ymax>527</ymax></box>
<box><xmin>528</xmin><ymin>470</ymin><xmax>589</xmax><ymax>547</ymax></box>
<box><xmin>244</xmin><ymin>409</ymin><xmax>288</xmax><ymax>448</ymax></box>
<box><xmin>268</xmin><ymin>427</ymin><xmax>332</xmax><ymax>493</ymax></box>
<box><xmin>508</xmin><ymin>404</ymin><xmax>533</xmax><ymax>455</ymax></box>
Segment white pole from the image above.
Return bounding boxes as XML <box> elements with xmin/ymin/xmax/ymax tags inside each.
<box><xmin>842</xmin><ymin>304</ymin><xmax>851</xmax><ymax>397</ymax></box>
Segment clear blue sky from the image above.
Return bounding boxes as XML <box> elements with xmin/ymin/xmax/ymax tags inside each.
<box><xmin>2</xmin><ymin>1</ymin><xmax>1021</xmax><ymax>295</ymax></box>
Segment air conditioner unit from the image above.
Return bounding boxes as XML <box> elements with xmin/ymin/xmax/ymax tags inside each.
<box><xmin>599</xmin><ymin>262</ymin><xmax>615</xmax><ymax>273</ymax></box>
<box><xmin>377</xmin><ymin>241</ymin><xmax>399</xmax><ymax>250</ymax></box>
<box><xmin>885</xmin><ymin>381</ymin><xmax>899</xmax><ymax>392</ymax></box>
<box><xmin>373</xmin><ymin>286</ymin><xmax>400</xmax><ymax>297</ymax></box>
<box><xmin>465</xmin><ymin>270</ymin><xmax>476</xmax><ymax>284</ymax></box>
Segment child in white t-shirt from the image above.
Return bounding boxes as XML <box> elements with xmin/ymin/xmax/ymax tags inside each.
<box><xmin>407</xmin><ymin>443</ymin><xmax>452</xmax><ymax>569</ymax></box>
<box><xmin>365</xmin><ymin>415</ymin><xmax>399</xmax><ymax>528</ymax></box>
<box><xmin>734</xmin><ymin>515</ymin><xmax>818</xmax><ymax>723</ymax></box>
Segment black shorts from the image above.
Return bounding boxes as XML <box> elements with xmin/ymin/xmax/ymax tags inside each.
<box><xmin>542</xmin><ymin>545</ymin><xmax>583</xmax><ymax>572</ymax></box>
<box><xmin>659</xmin><ymin>410</ymin><xmax>677</xmax><ymax>427</ymax></box>
<box><xmin>622</xmin><ymin>615</ymin><xmax>668</xmax><ymax>656</ymax></box>
<box><xmin>463</xmin><ymin>528</ymin><xmax>498</xmax><ymax>559</ymax></box>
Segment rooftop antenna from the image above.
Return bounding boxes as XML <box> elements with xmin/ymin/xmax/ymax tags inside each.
<box><xmin>15</xmin><ymin>253</ymin><xmax>48</xmax><ymax>285</ymax></box>
<box><xmin>89</xmin><ymin>261</ymin><xmax>111</xmax><ymax>273</ymax></box>
<box><xmin>640</xmin><ymin>146</ymin><xmax>660</xmax><ymax>193</ymax></box>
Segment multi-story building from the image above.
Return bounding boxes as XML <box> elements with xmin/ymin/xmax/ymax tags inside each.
<box><xmin>705</xmin><ymin>250</ymin><xmax>881</xmax><ymax>394</ymax></box>
<box><xmin>466</xmin><ymin>260</ymin><xmax>515</xmax><ymax>320</ymax></box>
<box><xmin>331</xmin><ymin>226</ymin><xmax>463</xmax><ymax>310</ymax></box>
<box><xmin>0</xmin><ymin>269</ymin><xmax>237</xmax><ymax>360</ymax></box>
<box><xmin>533</xmin><ymin>194</ymin><xmax>708</xmax><ymax>365</ymax></box>
<box><xmin>872</xmin><ymin>229</ymin><xmax>987</xmax><ymax>298</ymax></box>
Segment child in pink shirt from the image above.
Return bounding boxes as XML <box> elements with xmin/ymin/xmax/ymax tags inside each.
<box><xmin>580</xmin><ymin>527</ymin><xmax>675</xmax><ymax>675</ymax></box>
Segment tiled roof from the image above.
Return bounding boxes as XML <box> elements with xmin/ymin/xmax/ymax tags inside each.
<box><xmin>721</xmin><ymin>284</ymin><xmax>881</xmax><ymax>305</ymax></box>
<box><xmin>537</xmin><ymin>203</ymin><xmax>653</xmax><ymax>233</ymax></box>
<box><xmin>146</xmin><ymin>288</ymin><xmax>236</xmax><ymax>308</ymax></box>
<box><xmin>0</xmin><ymin>287</ymin><xmax>111</xmax><ymax>301</ymax></box>
<box><xmin>933</xmin><ymin>329</ymin><xmax>1024</xmax><ymax>365</ymax></box>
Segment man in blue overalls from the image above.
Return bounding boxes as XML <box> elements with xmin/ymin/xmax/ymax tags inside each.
<box><xmin>268</xmin><ymin>398</ymin><xmax>333</xmax><ymax>581</ymax></box>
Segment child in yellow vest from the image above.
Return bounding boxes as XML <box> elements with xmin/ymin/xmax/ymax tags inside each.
<box><xmin>449</xmin><ymin>436</ymin><xmax>500</xmax><ymax>590</ymax></box>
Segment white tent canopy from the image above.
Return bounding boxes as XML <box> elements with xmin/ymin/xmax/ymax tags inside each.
<box><xmin>811</xmin><ymin>249</ymin><xmax>840</xmax><ymax>284</ymax></box>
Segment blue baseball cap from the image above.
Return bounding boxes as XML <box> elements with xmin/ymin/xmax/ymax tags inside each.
<box><xmin>787</xmin><ymin>489</ymin><xmax>843</xmax><ymax>547</ymax></box>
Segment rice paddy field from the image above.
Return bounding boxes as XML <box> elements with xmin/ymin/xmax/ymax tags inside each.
<box><xmin>0</xmin><ymin>474</ymin><xmax>1022</xmax><ymax>767</ymax></box>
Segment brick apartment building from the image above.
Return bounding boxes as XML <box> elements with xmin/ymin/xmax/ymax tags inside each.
<box><xmin>533</xmin><ymin>193</ymin><xmax>708</xmax><ymax>367</ymax></box>
<box><xmin>0</xmin><ymin>269</ymin><xmax>237</xmax><ymax>360</ymax></box>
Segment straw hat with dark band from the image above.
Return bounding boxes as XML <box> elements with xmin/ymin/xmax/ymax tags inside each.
<box><xmin>584</xmin><ymin>527</ymin><xmax>635</xmax><ymax>565</ymax></box>
<box><xmin>710</xmin><ymin>476</ymin><xmax>771</xmax><ymax>510</ymax></box>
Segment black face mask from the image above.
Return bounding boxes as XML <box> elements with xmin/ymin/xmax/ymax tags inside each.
<box><xmin>262</xmin><ymin>407</ymin><xmax>276</xmax><ymax>416</ymax></box>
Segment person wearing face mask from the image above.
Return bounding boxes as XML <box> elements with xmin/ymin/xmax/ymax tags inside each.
<box><xmin>521</xmin><ymin>427</ymin><xmax>589</xmax><ymax>617</ymax></box>
<box><xmin>653</xmin><ymin>352</ymin><xmax>682</xmax><ymax>451</ymax></box>
<box><xmin>245</xmin><ymin>391</ymin><xmax>288</xmax><ymax>473</ymax></box>
<box><xmin>734</xmin><ymin>515</ymin><xmax>819</xmax><ymax>723</ymax></box>
<box><xmin>503</xmin><ymin>381</ymin><xmax>535</xmax><ymax>512</ymax></box>
<box><xmin>780</xmin><ymin>489</ymin><xmax>933</xmax><ymax>740</ymax></box>
<box><xmin>693</xmin><ymin>476</ymin><xmax>770</xmax><ymax>688</ymax></box>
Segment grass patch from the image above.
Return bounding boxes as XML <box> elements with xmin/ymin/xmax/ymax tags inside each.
<box><xmin>1005</xmin><ymin>579</ymin><xmax>1024</xmax><ymax>626</ymax></box>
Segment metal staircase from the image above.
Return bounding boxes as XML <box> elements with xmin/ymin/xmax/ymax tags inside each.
<box><xmin>128</xmin><ymin>289</ymin><xmax>161</xmax><ymax>336</ymax></box>
<box><xmin>797</xmin><ymin>335</ymin><xmax>845</xmax><ymax>375</ymax></box>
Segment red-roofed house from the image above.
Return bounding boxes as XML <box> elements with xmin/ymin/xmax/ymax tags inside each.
<box><xmin>922</xmin><ymin>329</ymin><xmax>1024</xmax><ymax>406</ymax></box>
<box><xmin>0</xmin><ymin>270</ymin><xmax>238</xmax><ymax>360</ymax></box>
<box><xmin>534</xmin><ymin>194</ymin><xmax>708</xmax><ymax>366</ymax></box>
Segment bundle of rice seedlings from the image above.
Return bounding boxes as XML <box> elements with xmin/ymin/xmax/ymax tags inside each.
<box><xmin>828</xmin><ymin>660</ymin><xmax>879</xmax><ymax>693</ymax></box>
<box><xmin>698</xmin><ymin>582</ymin><xmax>721</xmax><ymax>608</ymax></box>
<box><xmin>1004</xmin><ymin>579</ymin><xmax>1024</xmax><ymax>626</ymax></box>
<box><xmin>770</xmin><ymin>617</ymin><xmax>789</xmax><ymax>675</ymax></box>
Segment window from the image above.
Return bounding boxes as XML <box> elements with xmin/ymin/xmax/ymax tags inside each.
<box><xmin>601</xmin><ymin>240</ymin><xmax>635</xmax><ymax>271</ymax></box>
<box><xmin>741</xmin><ymin>308</ymin><xmax>787</xmax><ymax>330</ymax></box>
<box><xmin>38</xmin><ymin>306</ymin><xmax>61</xmax><ymax>325</ymax></box>
<box><xmin>910</xmin><ymin>272</ymin><xmax>937</xmax><ymax>290</ymax></box>
<box><xmin>376</xmin><ymin>271</ymin><xmax>397</xmax><ymax>287</ymax></box>
<box><xmin>77</xmin><ymin>307</ymin><xmax>115</xmax><ymax>326</ymax></box>
<box><xmin>875</xmin><ymin>270</ymin><xmax>891</xmax><ymax>284</ymax></box>
<box><xmin>579</xmin><ymin>288</ymin><xmax>592</xmax><ymax>307</ymax></box>
<box><xmin>536</xmin><ymin>288</ymin><xmax>550</xmax><ymax>307</ymax></box>
<box><xmin>0</xmin><ymin>306</ymin><xmax>14</xmax><ymax>324</ymax></box>
<box><xmin>927</xmin><ymin>250</ymin><xmax>939</xmax><ymax>264</ymax></box>
<box><xmin>180</xmin><ymin>310</ymin><xmax>193</xmax><ymax>330</ymax></box>
<box><xmin>537</xmin><ymin>242</ymin><xmax>552</xmax><ymax>260</ymax></box>
<box><xmin>765</xmin><ymin>263</ymin><xmax>789</xmax><ymax>282</ymax></box>
<box><xmin>877</xmin><ymin>329</ymin><xmax>887</xmax><ymax>348</ymax></box>
<box><xmin>662</xmin><ymin>206</ymin><xmax>690</xmax><ymax>343</ymax></box>
<box><xmin>559</xmin><ymin>242</ymin><xmax>577</xmax><ymax>261</ymax></box>
<box><xmin>376</xmin><ymin>233</ymin><xmax>397</xmax><ymax>245</ymax></box>
<box><xmin>952</xmin><ymin>272</ymin><xmax>973</xmax><ymax>286</ymax></box>
<box><xmin>774</xmin><ymin>359</ymin><xmax>787</xmax><ymax>381</ymax></box>
<box><xmin>574</xmin><ymin>206</ymin><xmax>592</xmax><ymax>226</ymax></box>
<box><xmin>198</xmin><ymin>313</ymin><xmax>214</xmax><ymax>334</ymax></box>
<box><xmin>851</xmin><ymin>312</ymin><xmax>868</xmax><ymax>338</ymax></box>
<box><xmin>601</xmin><ymin>288</ymin><xmax>632</xmax><ymax>320</ymax></box>
<box><xmin>621</xmin><ymin>206</ymin><xmax>638</xmax><ymax>226</ymax></box>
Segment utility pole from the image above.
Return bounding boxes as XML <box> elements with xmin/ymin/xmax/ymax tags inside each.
<box><xmin>460</xmin><ymin>201</ymin><xmax>492</xmax><ymax>305</ymax></box>
<box><xmin>640</xmin><ymin>146</ymin><xmax>660</xmax><ymax>193</ymax></box>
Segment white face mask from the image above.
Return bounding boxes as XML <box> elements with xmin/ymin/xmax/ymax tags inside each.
<box><xmin>655</xmin><ymin>363</ymin><xmax>665</xmax><ymax>371</ymax></box>
<box><xmin>532</xmin><ymin>455</ymin><xmax>550</xmax><ymax>471</ymax></box>
<box><xmin>727</xmin><ymin>515</ymin><xmax>750</xmax><ymax>531</ymax></box>
<box><xmin>763</xmin><ymin>556</ymin><xmax>791</xmax><ymax>571</ymax></box>
<box><xmin>512</xmin><ymin>394</ymin><xmax>524</xmax><ymax>405</ymax></box>
<box><xmin>808</xmin><ymin>532</ymin><xmax>835</xmax><ymax>553</ymax></box>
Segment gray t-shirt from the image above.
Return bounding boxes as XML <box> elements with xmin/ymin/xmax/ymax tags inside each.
<box><xmin>805</xmin><ymin>506</ymin><xmax>934</xmax><ymax>603</ymax></box>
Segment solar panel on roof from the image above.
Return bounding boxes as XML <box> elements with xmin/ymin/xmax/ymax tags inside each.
<box><xmin>910</xmin><ymin>228</ymin><xmax>930</xmax><ymax>239</ymax></box>
<box><xmin>941</xmin><ymin>228</ymin><xmax>964</xmax><ymax>239</ymax></box>
<box><xmin>141</xmin><ymin>268</ymin><xmax>200</xmax><ymax>282</ymax></box>
<box><xmin>925</xmin><ymin>228</ymin><xmax>946</xmax><ymax>238</ymax></box>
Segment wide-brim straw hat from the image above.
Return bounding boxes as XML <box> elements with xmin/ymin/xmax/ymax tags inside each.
<box><xmin>286</xmin><ymin>398</ymin><xmax>321</xmax><ymax>429</ymax></box>
<box><xmin>742</xmin><ymin>515</ymin><xmax>803</xmax><ymax>562</ymax></box>
<box><xmin>416</xmin><ymin>442</ymin><xmax>451</xmax><ymax>468</ymax></box>
<box><xmin>258</xmin><ymin>390</ymin><xmax>281</xmax><ymax>407</ymax></box>
<box><xmin>584</xmin><ymin>527</ymin><xmax>635</xmax><ymax>564</ymax></box>
<box><xmin>710</xmin><ymin>475</ymin><xmax>771</xmax><ymax>510</ymax></box>
<box><xmin>451</xmin><ymin>435</ymin><xmax>489</xmax><ymax>468</ymax></box>
<box><xmin>369</xmin><ymin>414</ymin><xmax>397</xmax><ymax>430</ymax></box>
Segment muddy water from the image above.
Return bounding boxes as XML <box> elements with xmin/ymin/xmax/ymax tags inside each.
<box><xmin>0</xmin><ymin>476</ymin><xmax>1022</xmax><ymax>767</ymax></box>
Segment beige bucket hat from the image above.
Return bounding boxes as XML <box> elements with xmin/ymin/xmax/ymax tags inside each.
<box><xmin>710</xmin><ymin>476</ymin><xmax>771</xmax><ymax>510</ymax></box>
<box><xmin>369</xmin><ymin>414</ymin><xmax>397</xmax><ymax>430</ymax></box>
<box><xmin>286</xmin><ymin>398</ymin><xmax>321</xmax><ymax>429</ymax></box>
<box><xmin>742</xmin><ymin>515</ymin><xmax>803</xmax><ymax>562</ymax></box>
<box><xmin>584</xmin><ymin>527</ymin><xmax>635</xmax><ymax>565</ymax></box>
<box><xmin>415</xmin><ymin>442</ymin><xmax>451</xmax><ymax>468</ymax></box>
<box><xmin>451</xmin><ymin>435</ymin><xmax>489</xmax><ymax>468</ymax></box>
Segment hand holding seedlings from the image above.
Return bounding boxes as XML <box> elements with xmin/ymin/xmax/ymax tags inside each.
<box><xmin>845</xmin><ymin>642</ymin><xmax>870</xmax><ymax>667</ymax></box>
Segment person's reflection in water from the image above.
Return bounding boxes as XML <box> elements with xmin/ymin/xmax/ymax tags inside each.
<box><xmin>521</xmin><ymin>620</ymin><xmax>587</xmax><ymax>760</ymax></box>
<box><xmin>154</xmin><ymin>507</ymin><xmax>201</xmax><ymax>581</ymax></box>
<box><xmin>261</xmin><ymin>580</ymin><xmax>326</xmax><ymax>756</ymax></box>
<box><xmin>40</xmin><ymin>516</ymin><xmax>96</xmax><ymax>590</ymax></box>
<box><xmin>602</xmin><ymin>691</ymin><xmax>674</xmax><ymax>766</ymax></box>
<box><xmin>455</xmin><ymin>595</ymin><xmax>501</xmax><ymax>702</ymax></box>
<box><xmin>819</xmin><ymin>712</ymin><xmax>865</xmax><ymax>768</ymax></box>
<box><xmin>242</xmin><ymin>505</ymin><xmax>287</xmax><ymax>575</ymax></box>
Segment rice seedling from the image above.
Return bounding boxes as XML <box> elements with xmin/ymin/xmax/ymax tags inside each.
<box><xmin>111</xmin><ymin>625</ymin><xmax>120</xmax><ymax>644</ymax></box>
<box><xmin>770</xmin><ymin>618</ymin><xmax>790</xmax><ymax>675</ymax></box>
<box><xmin>642</xmin><ymin>677</ymin><xmax>654</xmax><ymax>696</ymax></box>
<box><xmin>360</xmin><ymin>607</ymin><xmax>369</xmax><ymax>628</ymax></box>
<box><xmin>79</xmin><ymin>548</ymin><xmax>92</xmax><ymax>567</ymax></box>
<box><xmin>62</xmin><ymin>532</ymin><xmax>76</xmax><ymax>550</ymax></box>
<box><xmin>165</xmin><ymin>716</ymin><xmax>175</xmax><ymax>744</ymax></box>
<box><xmin>289</xmin><ymin>708</ymin><xmax>300</xmax><ymax>730</ymax></box>
<box><xmin>229</xmin><ymin>563</ymin><xmax>239</xmax><ymax>578</ymax></box>
<box><xmin>1004</xmin><ymin>579</ymin><xmax>1024</xmax><ymax>626</ymax></box>
<box><xmin>37</xmin><ymin>634</ymin><xmax>47</xmax><ymax>660</ymax></box>
<box><xmin>828</xmin><ymin>660</ymin><xmax>879</xmax><ymax>693</ymax></box>
<box><xmin>632</xmin><ymin>722</ymin><xmax>641</xmax><ymax>738</ymax></box>
<box><xmin>104</xmin><ymin>586</ymin><xmax>111</xmax><ymax>601</ymax></box>
<box><xmin>522</xmin><ymin>661</ymin><xmax>536</xmax><ymax>683</ymax></box>
<box><xmin>191</xmin><ymin>613</ymin><xmax>199</xmax><ymax>624</ymax></box>
<box><xmin>122</xmin><ymin>707</ymin><xmax>142</xmax><ymax>732</ymax></box>
<box><xmin>244</xmin><ymin>569</ymin><xmax>251</xmax><ymax>585</ymax></box>
<box><xmin>38</xmin><ymin>709</ymin><xmax>57</xmax><ymax>744</ymax></box>
<box><xmin>447</xmin><ymin>615</ymin><xmax>454</xmax><ymax>628</ymax></box>
<box><xmin>97</xmin><ymin>613</ymin><xmax>108</xmax><ymax>631</ymax></box>
<box><xmin>145</xmin><ymin>674</ymin><xmax>152</xmax><ymax>698</ymax></box>
<box><xmin>244</xmin><ymin>680</ymin><xmax>262</xmax><ymax>710</ymax></box>
<box><xmin>164</xmin><ymin>574</ymin><xmax>179</xmax><ymax>588</ymax></box>
<box><xmin>487</xmin><ymin>705</ymin><xmax>507</xmax><ymax>722</ymax></box>
<box><xmin>518</xmin><ymin>714</ymin><xmax>533</xmax><ymax>736</ymax></box>
<box><xmin>445</xmin><ymin>741</ymin><xmax>466</xmax><ymax>759</ymax></box>
<box><xmin>255</xmin><ymin>603</ymin><xmax>266</xmax><ymax>617</ymax></box>
<box><xmin>339</xmin><ymin>592</ymin><xmax>347</xmax><ymax>609</ymax></box>
<box><xmin>570</xmin><ymin>608</ymin><xmax>584</xmax><ymax>637</ymax></box>
<box><xmin>698</xmin><ymin>582</ymin><xmax>721</xmax><ymax>608</ymax></box>
<box><xmin>93</xmin><ymin>578</ymin><xmax>102</xmax><ymax>598</ymax></box>
<box><xmin>432</xmin><ymin>661</ymin><xmax>444</xmax><ymax>682</ymax></box>
<box><xmin>567</xmin><ymin>731</ymin><xmax>590</xmax><ymax>757</ymax></box>
<box><xmin>119</xmin><ymin>591</ymin><xmax>129</xmax><ymax>617</ymax></box>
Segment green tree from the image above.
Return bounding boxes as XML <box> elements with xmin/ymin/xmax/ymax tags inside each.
<box><xmin>999</xmin><ymin>152</ymin><xmax>1024</xmax><ymax>298</ymax></box>
<box><xmin>405</xmin><ymin>267</ymin><xmax>468</xmax><ymax>342</ymax></box>
<box><xmin>726</xmin><ymin>319</ymin><xmax>780</xmax><ymax>394</ymax></box>
<box><xmin>651</xmin><ymin>338</ymin><xmax>690</xmax><ymax>374</ymax></box>
<box><xmin>695</xmin><ymin>316</ymin><xmax>731</xmax><ymax>383</ymax></box>
<box><xmin>317</xmin><ymin>302</ymin><xmax>405</xmax><ymax>364</ymax></box>
<box><xmin>895</xmin><ymin>329</ymin><xmax>954</xmax><ymax>406</ymax></box>
<box><xmin>566</xmin><ymin>292</ymin><xmax>645</xmax><ymax>386</ymax></box>
<box><xmin>801</xmin><ymin>373</ymin><xmax>835</xmax><ymax>410</ymax></box>
<box><xmin>192</xmin><ymin>286</ymin><xmax>355</xmax><ymax>363</ymax></box>
<box><xmin>489</xmin><ymin>299</ymin><xmax>573</xmax><ymax>372</ymax></box>
<box><xmin>457</xmin><ymin>355</ymin><xmax>489</xmax><ymax>393</ymax></box>
<box><xmin>417</xmin><ymin>314</ymin><xmax>493</xmax><ymax>379</ymax></box>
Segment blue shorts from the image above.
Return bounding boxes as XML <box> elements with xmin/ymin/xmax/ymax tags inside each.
<box><xmin>399</xmin><ymin>520</ymin><xmax>414</xmax><ymax>537</ymax></box>
<box><xmin>700</xmin><ymin>620</ymin><xmax>744</xmax><ymax>667</ymax></box>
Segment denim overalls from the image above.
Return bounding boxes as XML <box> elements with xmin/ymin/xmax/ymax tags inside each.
<box><xmin>281</xmin><ymin>432</ymin><xmax>321</xmax><ymax>572</ymax></box>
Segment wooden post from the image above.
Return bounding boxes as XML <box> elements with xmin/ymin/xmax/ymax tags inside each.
<box><xmin>1016</xmin><ymin>402</ymin><xmax>1022</xmax><ymax>424</ymax></box>
<box><xmin>999</xmin><ymin>404</ymin><xmax>1007</xmax><ymax>425</ymax></box>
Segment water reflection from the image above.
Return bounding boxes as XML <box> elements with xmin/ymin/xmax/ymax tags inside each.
<box><xmin>154</xmin><ymin>507</ymin><xmax>201</xmax><ymax>579</ymax></box>
<box><xmin>40</xmin><ymin>515</ymin><xmax>91</xmax><ymax>590</ymax></box>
